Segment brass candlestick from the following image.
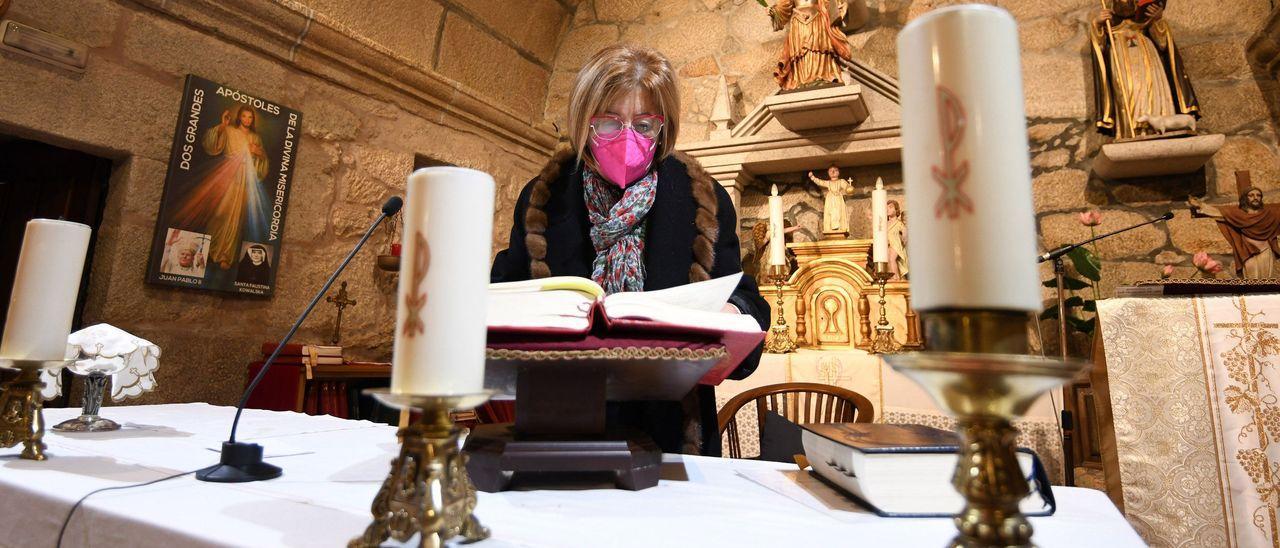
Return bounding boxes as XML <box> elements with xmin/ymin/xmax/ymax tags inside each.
<box><xmin>884</xmin><ymin>312</ymin><xmax>1087</xmax><ymax>548</ymax></box>
<box><xmin>350</xmin><ymin>390</ymin><xmax>494</xmax><ymax>548</ymax></box>
<box><xmin>0</xmin><ymin>359</ymin><xmax>73</xmax><ymax>460</ymax></box>
<box><xmin>869</xmin><ymin>262</ymin><xmax>900</xmax><ymax>354</ymax></box>
<box><xmin>763</xmin><ymin>264</ymin><xmax>797</xmax><ymax>354</ymax></box>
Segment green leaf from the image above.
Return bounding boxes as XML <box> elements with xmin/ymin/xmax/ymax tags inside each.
<box><xmin>1042</xmin><ymin>277</ymin><xmax>1092</xmax><ymax>291</ymax></box>
<box><xmin>1063</xmin><ymin>296</ymin><xmax>1085</xmax><ymax>309</ymax></box>
<box><xmin>1040</xmin><ymin>306</ymin><xmax>1059</xmax><ymax>321</ymax></box>
<box><xmin>757</xmin><ymin>0</ymin><xmax>769</xmax><ymax>6</ymax></box>
<box><xmin>1067</xmin><ymin>247</ymin><xmax>1102</xmax><ymax>282</ymax></box>
<box><xmin>1083</xmin><ymin>300</ymin><xmax>1097</xmax><ymax>313</ymax></box>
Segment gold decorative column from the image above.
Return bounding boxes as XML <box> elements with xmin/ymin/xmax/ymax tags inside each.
<box><xmin>351</xmin><ymin>391</ymin><xmax>493</xmax><ymax>548</ymax></box>
<box><xmin>869</xmin><ymin>262</ymin><xmax>900</xmax><ymax>354</ymax></box>
<box><xmin>763</xmin><ymin>264</ymin><xmax>797</xmax><ymax>354</ymax></box>
<box><xmin>885</xmin><ymin>312</ymin><xmax>1086</xmax><ymax>548</ymax></box>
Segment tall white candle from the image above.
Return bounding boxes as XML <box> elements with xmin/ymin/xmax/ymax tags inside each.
<box><xmin>0</xmin><ymin>219</ymin><xmax>92</xmax><ymax>361</ymax></box>
<box><xmin>768</xmin><ymin>185</ymin><xmax>786</xmax><ymax>266</ymax></box>
<box><xmin>872</xmin><ymin>177</ymin><xmax>888</xmax><ymax>264</ymax></box>
<box><xmin>392</xmin><ymin>167</ymin><xmax>494</xmax><ymax>395</ymax></box>
<box><xmin>897</xmin><ymin>5</ymin><xmax>1039</xmax><ymax>312</ymax></box>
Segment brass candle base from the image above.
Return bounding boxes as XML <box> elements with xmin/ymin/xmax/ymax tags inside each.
<box><xmin>869</xmin><ymin>262</ymin><xmax>900</xmax><ymax>354</ymax></box>
<box><xmin>763</xmin><ymin>265</ymin><xmax>797</xmax><ymax>354</ymax></box>
<box><xmin>884</xmin><ymin>313</ymin><xmax>1087</xmax><ymax>548</ymax></box>
<box><xmin>0</xmin><ymin>359</ymin><xmax>73</xmax><ymax>460</ymax></box>
<box><xmin>350</xmin><ymin>390</ymin><xmax>494</xmax><ymax>548</ymax></box>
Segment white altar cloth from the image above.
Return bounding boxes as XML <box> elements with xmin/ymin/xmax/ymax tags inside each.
<box><xmin>0</xmin><ymin>404</ymin><xmax>1144</xmax><ymax>547</ymax></box>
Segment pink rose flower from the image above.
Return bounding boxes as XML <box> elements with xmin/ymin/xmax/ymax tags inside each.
<box><xmin>1161</xmin><ymin>265</ymin><xmax>1174</xmax><ymax>279</ymax></box>
<box><xmin>1192</xmin><ymin>252</ymin><xmax>1211</xmax><ymax>269</ymax></box>
<box><xmin>1204</xmin><ymin>260</ymin><xmax>1224</xmax><ymax>275</ymax></box>
<box><xmin>1078</xmin><ymin>211</ymin><xmax>1102</xmax><ymax>227</ymax></box>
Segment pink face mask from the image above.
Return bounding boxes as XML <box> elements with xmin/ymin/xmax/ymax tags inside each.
<box><xmin>589</xmin><ymin>129</ymin><xmax>656</xmax><ymax>188</ymax></box>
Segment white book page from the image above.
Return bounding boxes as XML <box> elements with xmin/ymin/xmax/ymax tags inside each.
<box><xmin>486</xmin><ymin>290</ymin><xmax>593</xmax><ymax>331</ymax></box>
<box><xmin>601</xmin><ymin>273</ymin><xmax>761</xmax><ymax>332</ymax></box>
<box><xmin>603</xmin><ymin>300</ymin><xmax>761</xmax><ymax>332</ymax></box>
<box><xmin>605</xmin><ymin>273</ymin><xmax>742</xmax><ymax>313</ymax></box>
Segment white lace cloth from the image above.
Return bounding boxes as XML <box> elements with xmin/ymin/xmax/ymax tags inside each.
<box><xmin>39</xmin><ymin>323</ymin><xmax>160</xmax><ymax>401</ymax></box>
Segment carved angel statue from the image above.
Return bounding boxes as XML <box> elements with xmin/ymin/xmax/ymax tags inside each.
<box><xmin>749</xmin><ymin>220</ymin><xmax>802</xmax><ymax>276</ymax></box>
<box><xmin>1088</xmin><ymin>0</ymin><xmax>1199</xmax><ymax>140</ymax></box>
<box><xmin>766</xmin><ymin>0</ymin><xmax>853</xmax><ymax>91</ymax></box>
<box><xmin>809</xmin><ymin>165</ymin><xmax>856</xmax><ymax>236</ymax></box>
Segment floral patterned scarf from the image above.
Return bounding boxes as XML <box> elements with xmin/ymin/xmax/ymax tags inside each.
<box><xmin>583</xmin><ymin>168</ymin><xmax>658</xmax><ymax>294</ymax></box>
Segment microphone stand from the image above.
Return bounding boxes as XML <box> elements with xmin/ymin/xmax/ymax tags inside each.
<box><xmin>1038</xmin><ymin>211</ymin><xmax>1170</xmax><ymax>486</ymax></box>
<box><xmin>196</xmin><ymin>196</ymin><xmax>403</xmax><ymax>483</ymax></box>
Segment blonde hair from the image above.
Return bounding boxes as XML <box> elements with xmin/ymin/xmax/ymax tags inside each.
<box><xmin>567</xmin><ymin>45</ymin><xmax>680</xmax><ymax>171</ymax></box>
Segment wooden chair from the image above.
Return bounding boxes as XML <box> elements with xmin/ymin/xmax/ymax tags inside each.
<box><xmin>717</xmin><ymin>382</ymin><xmax>875</xmax><ymax>459</ymax></box>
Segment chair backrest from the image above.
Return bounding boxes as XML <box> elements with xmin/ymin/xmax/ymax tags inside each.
<box><xmin>717</xmin><ymin>382</ymin><xmax>874</xmax><ymax>459</ymax></box>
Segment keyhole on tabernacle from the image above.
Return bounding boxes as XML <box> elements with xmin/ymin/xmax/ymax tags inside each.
<box><xmin>821</xmin><ymin>296</ymin><xmax>841</xmax><ymax>334</ymax></box>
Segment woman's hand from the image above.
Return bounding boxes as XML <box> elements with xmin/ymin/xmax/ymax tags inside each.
<box><xmin>721</xmin><ymin>303</ymin><xmax>741</xmax><ymax>314</ymax></box>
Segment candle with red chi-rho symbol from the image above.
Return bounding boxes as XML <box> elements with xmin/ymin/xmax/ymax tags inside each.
<box><xmin>897</xmin><ymin>5</ymin><xmax>1039</xmax><ymax>313</ymax></box>
<box><xmin>391</xmin><ymin>167</ymin><xmax>494</xmax><ymax>395</ymax></box>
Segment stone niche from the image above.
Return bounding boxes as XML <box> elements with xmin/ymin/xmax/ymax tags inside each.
<box><xmin>676</xmin><ymin>58</ymin><xmax>902</xmax><ymax>210</ymax></box>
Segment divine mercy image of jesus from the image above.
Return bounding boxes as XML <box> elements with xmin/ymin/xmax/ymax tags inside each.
<box><xmin>170</xmin><ymin>104</ymin><xmax>271</xmax><ymax>270</ymax></box>
<box><xmin>146</xmin><ymin>75</ymin><xmax>302</xmax><ymax>295</ymax></box>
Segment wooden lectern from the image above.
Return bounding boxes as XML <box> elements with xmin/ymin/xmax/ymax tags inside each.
<box><xmin>463</xmin><ymin>345</ymin><xmax>727</xmax><ymax>491</ymax></box>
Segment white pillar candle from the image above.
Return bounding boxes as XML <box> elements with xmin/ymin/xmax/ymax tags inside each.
<box><xmin>872</xmin><ymin>177</ymin><xmax>888</xmax><ymax>264</ymax></box>
<box><xmin>392</xmin><ymin>167</ymin><xmax>494</xmax><ymax>395</ymax></box>
<box><xmin>897</xmin><ymin>5</ymin><xmax>1039</xmax><ymax>312</ymax></box>
<box><xmin>768</xmin><ymin>185</ymin><xmax>786</xmax><ymax>266</ymax></box>
<box><xmin>0</xmin><ymin>219</ymin><xmax>92</xmax><ymax>361</ymax></box>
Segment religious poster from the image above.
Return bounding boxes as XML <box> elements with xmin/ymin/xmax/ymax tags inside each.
<box><xmin>146</xmin><ymin>75</ymin><xmax>302</xmax><ymax>296</ymax></box>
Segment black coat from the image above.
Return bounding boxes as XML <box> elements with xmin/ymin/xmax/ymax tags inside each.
<box><xmin>491</xmin><ymin>154</ymin><xmax>770</xmax><ymax>456</ymax></box>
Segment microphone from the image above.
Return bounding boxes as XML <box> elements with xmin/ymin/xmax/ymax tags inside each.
<box><xmin>1037</xmin><ymin>211</ymin><xmax>1173</xmax><ymax>263</ymax></box>
<box><xmin>196</xmin><ymin>196</ymin><xmax>403</xmax><ymax>483</ymax></box>
<box><xmin>1037</xmin><ymin>245</ymin><xmax>1074</xmax><ymax>264</ymax></box>
<box><xmin>382</xmin><ymin>196</ymin><xmax>403</xmax><ymax>216</ymax></box>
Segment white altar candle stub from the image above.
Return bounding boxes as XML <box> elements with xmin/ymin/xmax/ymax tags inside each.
<box><xmin>0</xmin><ymin>219</ymin><xmax>92</xmax><ymax>361</ymax></box>
<box><xmin>897</xmin><ymin>5</ymin><xmax>1039</xmax><ymax>312</ymax></box>
<box><xmin>872</xmin><ymin>178</ymin><xmax>888</xmax><ymax>264</ymax></box>
<box><xmin>769</xmin><ymin>185</ymin><xmax>786</xmax><ymax>266</ymax></box>
<box><xmin>392</xmin><ymin>167</ymin><xmax>495</xmax><ymax>395</ymax></box>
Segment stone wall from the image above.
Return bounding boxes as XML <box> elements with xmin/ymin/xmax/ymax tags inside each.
<box><xmin>4</xmin><ymin>0</ymin><xmax>1276</xmax><ymax>405</ymax></box>
<box><xmin>548</xmin><ymin>0</ymin><xmax>1280</xmax><ymax>346</ymax></box>
<box><xmin>0</xmin><ymin>0</ymin><xmax>570</xmax><ymax>405</ymax></box>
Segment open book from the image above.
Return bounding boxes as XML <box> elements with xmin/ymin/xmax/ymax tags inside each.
<box><xmin>486</xmin><ymin>273</ymin><xmax>765</xmax><ymax>385</ymax></box>
<box><xmin>488</xmin><ymin>273</ymin><xmax>760</xmax><ymax>335</ymax></box>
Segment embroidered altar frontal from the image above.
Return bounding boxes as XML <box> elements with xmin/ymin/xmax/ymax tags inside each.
<box><xmin>1099</xmin><ymin>295</ymin><xmax>1280</xmax><ymax>548</ymax></box>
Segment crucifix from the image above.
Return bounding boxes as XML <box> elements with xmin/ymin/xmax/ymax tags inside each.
<box><xmin>326</xmin><ymin>281</ymin><xmax>357</xmax><ymax>345</ymax></box>
<box><xmin>1189</xmin><ymin>171</ymin><xmax>1280</xmax><ymax>279</ymax></box>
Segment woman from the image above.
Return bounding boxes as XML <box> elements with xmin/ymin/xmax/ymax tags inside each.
<box><xmin>171</xmin><ymin>105</ymin><xmax>271</xmax><ymax>270</ymax></box>
<box><xmin>491</xmin><ymin>45</ymin><xmax>770</xmax><ymax>457</ymax></box>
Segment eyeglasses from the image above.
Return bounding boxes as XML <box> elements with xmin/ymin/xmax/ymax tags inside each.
<box><xmin>589</xmin><ymin>114</ymin><xmax>665</xmax><ymax>141</ymax></box>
